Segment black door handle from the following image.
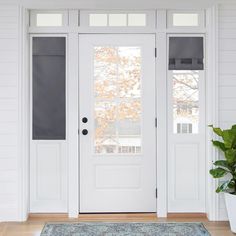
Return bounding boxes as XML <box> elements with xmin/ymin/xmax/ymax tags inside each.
<box><xmin>82</xmin><ymin>117</ymin><xmax>88</xmax><ymax>123</ymax></box>
<box><xmin>82</xmin><ymin>129</ymin><xmax>88</xmax><ymax>135</ymax></box>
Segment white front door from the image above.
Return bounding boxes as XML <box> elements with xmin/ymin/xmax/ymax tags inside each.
<box><xmin>79</xmin><ymin>34</ymin><xmax>156</xmax><ymax>213</ymax></box>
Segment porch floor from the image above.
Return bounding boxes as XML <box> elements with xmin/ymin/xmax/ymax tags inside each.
<box><xmin>0</xmin><ymin>213</ymin><xmax>233</xmax><ymax>236</ymax></box>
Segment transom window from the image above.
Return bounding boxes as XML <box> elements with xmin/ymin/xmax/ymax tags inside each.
<box><xmin>30</xmin><ymin>10</ymin><xmax>68</xmax><ymax>27</ymax></box>
<box><xmin>89</xmin><ymin>13</ymin><xmax>146</xmax><ymax>27</ymax></box>
<box><xmin>80</xmin><ymin>10</ymin><xmax>155</xmax><ymax>28</ymax></box>
<box><xmin>168</xmin><ymin>10</ymin><xmax>205</xmax><ymax>28</ymax></box>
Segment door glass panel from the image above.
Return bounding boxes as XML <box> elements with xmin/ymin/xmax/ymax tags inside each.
<box><xmin>94</xmin><ymin>46</ymin><xmax>142</xmax><ymax>154</ymax></box>
<box><xmin>172</xmin><ymin>70</ymin><xmax>199</xmax><ymax>134</ymax></box>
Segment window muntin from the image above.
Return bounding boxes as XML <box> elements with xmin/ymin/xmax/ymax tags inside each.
<box><xmin>94</xmin><ymin>46</ymin><xmax>142</xmax><ymax>154</ymax></box>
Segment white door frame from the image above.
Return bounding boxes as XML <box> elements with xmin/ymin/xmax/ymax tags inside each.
<box><xmin>18</xmin><ymin>6</ymin><xmax>219</xmax><ymax>221</ymax></box>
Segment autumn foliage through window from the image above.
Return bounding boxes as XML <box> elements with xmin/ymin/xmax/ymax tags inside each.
<box><xmin>94</xmin><ymin>46</ymin><xmax>142</xmax><ymax>154</ymax></box>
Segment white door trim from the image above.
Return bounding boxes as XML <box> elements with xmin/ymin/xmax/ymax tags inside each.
<box><xmin>205</xmin><ymin>5</ymin><xmax>219</xmax><ymax>221</ymax></box>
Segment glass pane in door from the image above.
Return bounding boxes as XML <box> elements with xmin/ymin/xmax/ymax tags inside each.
<box><xmin>172</xmin><ymin>70</ymin><xmax>199</xmax><ymax>134</ymax></box>
<box><xmin>94</xmin><ymin>46</ymin><xmax>142</xmax><ymax>154</ymax></box>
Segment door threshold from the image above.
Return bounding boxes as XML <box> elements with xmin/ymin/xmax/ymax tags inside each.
<box><xmin>78</xmin><ymin>213</ymin><xmax>158</xmax><ymax>222</ymax></box>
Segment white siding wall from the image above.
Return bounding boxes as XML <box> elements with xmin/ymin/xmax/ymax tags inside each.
<box><xmin>0</xmin><ymin>5</ymin><xmax>21</xmax><ymax>221</ymax></box>
<box><xmin>218</xmin><ymin>3</ymin><xmax>236</xmax><ymax>221</ymax></box>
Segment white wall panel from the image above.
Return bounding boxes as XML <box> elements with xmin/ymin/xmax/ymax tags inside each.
<box><xmin>218</xmin><ymin>3</ymin><xmax>236</xmax><ymax>221</ymax></box>
<box><xmin>0</xmin><ymin>158</ymin><xmax>17</xmax><ymax>170</ymax></box>
<box><xmin>0</xmin><ymin>4</ymin><xmax>20</xmax><ymax>222</ymax></box>
<box><xmin>0</xmin><ymin>146</ymin><xmax>17</xmax><ymax>158</ymax></box>
<box><xmin>0</xmin><ymin>99</ymin><xmax>18</xmax><ymax>110</ymax></box>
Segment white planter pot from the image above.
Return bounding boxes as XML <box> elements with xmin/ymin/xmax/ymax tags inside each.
<box><xmin>225</xmin><ymin>192</ymin><xmax>236</xmax><ymax>233</ymax></box>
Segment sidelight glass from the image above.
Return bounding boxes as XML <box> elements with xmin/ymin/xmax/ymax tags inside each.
<box><xmin>32</xmin><ymin>37</ymin><xmax>66</xmax><ymax>140</ymax></box>
<box><xmin>94</xmin><ymin>46</ymin><xmax>142</xmax><ymax>154</ymax></box>
<box><xmin>172</xmin><ymin>70</ymin><xmax>199</xmax><ymax>134</ymax></box>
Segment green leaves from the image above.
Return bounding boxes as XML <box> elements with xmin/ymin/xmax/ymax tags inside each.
<box><xmin>225</xmin><ymin>149</ymin><xmax>236</xmax><ymax>164</ymax></box>
<box><xmin>208</xmin><ymin>125</ymin><xmax>223</xmax><ymax>137</ymax></box>
<box><xmin>209</xmin><ymin>125</ymin><xmax>236</xmax><ymax>194</ymax></box>
<box><xmin>209</xmin><ymin>125</ymin><xmax>236</xmax><ymax>149</ymax></box>
<box><xmin>222</xmin><ymin>130</ymin><xmax>236</xmax><ymax>149</ymax></box>
<box><xmin>214</xmin><ymin>160</ymin><xmax>231</xmax><ymax>170</ymax></box>
<box><xmin>210</xmin><ymin>168</ymin><xmax>228</xmax><ymax>178</ymax></box>
<box><xmin>216</xmin><ymin>181</ymin><xmax>232</xmax><ymax>193</ymax></box>
<box><xmin>211</xmin><ymin>140</ymin><xmax>226</xmax><ymax>152</ymax></box>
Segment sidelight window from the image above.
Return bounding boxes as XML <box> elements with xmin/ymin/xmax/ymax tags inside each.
<box><xmin>169</xmin><ymin>36</ymin><xmax>204</xmax><ymax>134</ymax></box>
<box><xmin>32</xmin><ymin>37</ymin><xmax>66</xmax><ymax>140</ymax></box>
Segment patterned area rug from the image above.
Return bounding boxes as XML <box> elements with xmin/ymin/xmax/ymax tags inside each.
<box><xmin>41</xmin><ymin>222</ymin><xmax>211</xmax><ymax>236</ymax></box>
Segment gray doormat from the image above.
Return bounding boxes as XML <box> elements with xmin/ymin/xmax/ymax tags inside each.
<box><xmin>41</xmin><ymin>222</ymin><xmax>211</xmax><ymax>236</ymax></box>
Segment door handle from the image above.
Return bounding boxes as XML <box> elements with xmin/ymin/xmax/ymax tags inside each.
<box><xmin>82</xmin><ymin>129</ymin><xmax>88</xmax><ymax>135</ymax></box>
<box><xmin>82</xmin><ymin>117</ymin><xmax>88</xmax><ymax>123</ymax></box>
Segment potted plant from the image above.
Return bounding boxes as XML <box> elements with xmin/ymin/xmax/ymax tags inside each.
<box><xmin>209</xmin><ymin>125</ymin><xmax>236</xmax><ymax>233</ymax></box>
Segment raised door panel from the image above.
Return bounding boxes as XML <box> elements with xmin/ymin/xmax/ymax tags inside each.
<box><xmin>30</xmin><ymin>142</ymin><xmax>67</xmax><ymax>212</ymax></box>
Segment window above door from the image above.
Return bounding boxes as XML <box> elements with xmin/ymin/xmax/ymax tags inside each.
<box><xmin>167</xmin><ymin>10</ymin><xmax>205</xmax><ymax>29</ymax></box>
<box><xmin>30</xmin><ymin>10</ymin><xmax>69</xmax><ymax>27</ymax></box>
<box><xmin>80</xmin><ymin>10</ymin><xmax>156</xmax><ymax>29</ymax></box>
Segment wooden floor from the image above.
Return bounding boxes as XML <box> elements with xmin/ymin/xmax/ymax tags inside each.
<box><xmin>0</xmin><ymin>213</ymin><xmax>233</xmax><ymax>236</ymax></box>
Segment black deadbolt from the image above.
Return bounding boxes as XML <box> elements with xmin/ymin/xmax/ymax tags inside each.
<box><xmin>82</xmin><ymin>129</ymin><xmax>88</xmax><ymax>135</ymax></box>
<box><xmin>82</xmin><ymin>117</ymin><xmax>88</xmax><ymax>123</ymax></box>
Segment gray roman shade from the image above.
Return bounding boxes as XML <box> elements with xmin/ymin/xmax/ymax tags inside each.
<box><xmin>33</xmin><ymin>37</ymin><xmax>66</xmax><ymax>140</ymax></box>
<box><xmin>169</xmin><ymin>37</ymin><xmax>204</xmax><ymax>70</ymax></box>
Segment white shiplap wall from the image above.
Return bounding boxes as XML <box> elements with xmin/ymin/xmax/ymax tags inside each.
<box><xmin>0</xmin><ymin>5</ymin><xmax>21</xmax><ymax>221</ymax></box>
<box><xmin>218</xmin><ymin>3</ymin><xmax>236</xmax><ymax>221</ymax></box>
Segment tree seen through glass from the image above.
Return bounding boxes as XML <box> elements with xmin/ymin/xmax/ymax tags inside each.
<box><xmin>94</xmin><ymin>46</ymin><xmax>142</xmax><ymax>154</ymax></box>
